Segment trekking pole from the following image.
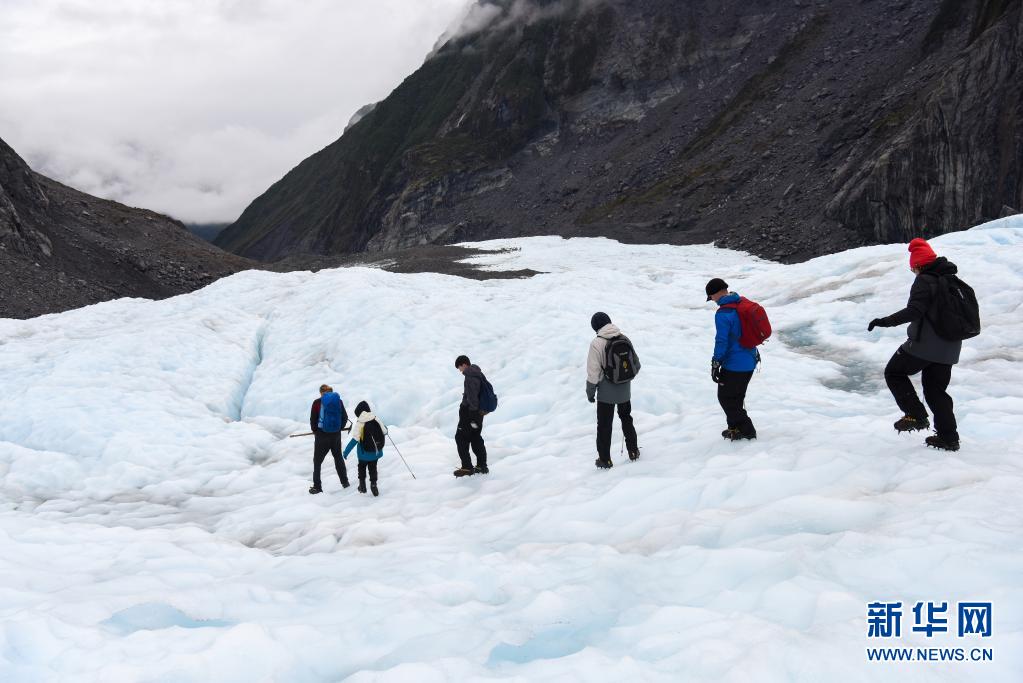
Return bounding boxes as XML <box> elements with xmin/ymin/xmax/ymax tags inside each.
<box><xmin>289</xmin><ymin>432</ymin><xmax>314</xmax><ymax>438</ymax></box>
<box><xmin>386</xmin><ymin>432</ymin><xmax>417</xmax><ymax>480</ymax></box>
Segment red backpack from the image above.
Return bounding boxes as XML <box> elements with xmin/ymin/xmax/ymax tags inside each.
<box><xmin>719</xmin><ymin>297</ymin><xmax>772</xmax><ymax>348</ymax></box>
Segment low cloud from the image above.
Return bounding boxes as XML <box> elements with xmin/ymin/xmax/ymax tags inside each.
<box><xmin>434</xmin><ymin>0</ymin><xmax>604</xmax><ymax>47</ymax></box>
<box><xmin>0</xmin><ymin>0</ymin><xmax>470</xmax><ymax>224</ymax></box>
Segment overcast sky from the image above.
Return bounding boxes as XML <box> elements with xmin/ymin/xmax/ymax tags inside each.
<box><xmin>0</xmin><ymin>0</ymin><xmax>472</xmax><ymax>224</ymax></box>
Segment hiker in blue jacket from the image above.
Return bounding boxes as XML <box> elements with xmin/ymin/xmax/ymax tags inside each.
<box><xmin>343</xmin><ymin>401</ymin><xmax>386</xmax><ymax>496</ymax></box>
<box><xmin>707</xmin><ymin>278</ymin><xmax>758</xmax><ymax>440</ymax></box>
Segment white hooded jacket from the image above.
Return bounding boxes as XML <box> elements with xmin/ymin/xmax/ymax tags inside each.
<box><xmin>586</xmin><ymin>323</ymin><xmax>636</xmax><ymax>404</ymax></box>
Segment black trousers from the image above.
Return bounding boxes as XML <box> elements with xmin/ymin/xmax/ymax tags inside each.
<box><xmin>455</xmin><ymin>407</ymin><xmax>487</xmax><ymax>469</ymax></box>
<box><xmin>358</xmin><ymin>460</ymin><xmax>378</xmax><ymax>484</ymax></box>
<box><xmin>313</xmin><ymin>431</ymin><xmax>348</xmax><ymax>488</ymax></box>
<box><xmin>884</xmin><ymin>348</ymin><xmax>958</xmax><ymax>439</ymax></box>
<box><xmin>718</xmin><ymin>369</ymin><xmax>755</xmax><ymax>435</ymax></box>
<box><xmin>596</xmin><ymin>400</ymin><xmax>638</xmax><ymax>461</ymax></box>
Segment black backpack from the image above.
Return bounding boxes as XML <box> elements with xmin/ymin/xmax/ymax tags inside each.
<box><xmin>360</xmin><ymin>419</ymin><xmax>385</xmax><ymax>453</ymax></box>
<box><xmin>926</xmin><ymin>274</ymin><xmax>981</xmax><ymax>341</ymax></box>
<box><xmin>603</xmin><ymin>336</ymin><xmax>640</xmax><ymax>384</ymax></box>
<box><xmin>478</xmin><ymin>376</ymin><xmax>499</xmax><ymax>413</ymax></box>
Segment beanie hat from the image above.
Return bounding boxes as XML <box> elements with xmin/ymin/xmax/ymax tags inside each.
<box><xmin>590</xmin><ymin>312</ymin><xmax>611</xmax><ymax>332</ymax></box>
<box><xmin>354</xmin><ymin>400</ymin><xmax>370</xmax><ymax>417</ymax></box>
<box><xmin>908</xmin><ymin>238</ymin><xmax>937</xmax><ymax>269</ymax></box>
<box><xmin>705</xmin><ymin>277</ymin><xmax>728</xmax><ymax>301</ymax></box>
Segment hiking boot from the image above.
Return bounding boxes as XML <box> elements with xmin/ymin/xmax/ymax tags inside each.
<box><xmin>357</xmin><ymin>481</ymin><xmax>367</xmax><ymax>494</ymax></box>
<box><xmin>628</xmin><ymin>448</ymin><xmax>640</xmax><ymax>461</ymax></box>
<box><xmin>893</xmin><ymin>415</ymin><xmax>930</xmax><ymax>433</ymax></box>
<box><xmin>308</xmin><ymin>486</ymin><xmax>322</xmax><ymax>495</ymax></box>
<box><xmin>595</xmin><ymin>458</ymin><xmax>613</xmax><ymax>469</ymax></box>
<box><xmin>925</xmin><ymin>435</ymin><xmax>960</xmax><ymax>452</ymax></box>
<box><xmin>474</xmin><ymin>465</ymin><xmax>489</xmax><ymax>475</ymax></box>
<box><xmin>341</xmin><ymin>480</ymin><xmax>351</xmax><ymax>489</ymax></box>
<box><xmin>453</xmin><ymin>467</ymin><xmax>475</xmax><ymax>477</ymax></box>
<box><xmin>371</xmin><ymin>483</ymin><xmax>379</xmax><ymax>497</ymax></box>
<box><xmin>723</xmin><ymin>428</ymin><xmax>756</xmax><ymax>441</ymax></box>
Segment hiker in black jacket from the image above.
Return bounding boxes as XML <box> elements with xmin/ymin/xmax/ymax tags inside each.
<box><xmin>453</xmin><ymin>355</ymin><xmax>489</xmax><ymax>477</ymax></box>
<box><xmin>868</xmin><ymin>238</ymin><xmax>963</xmax><ymax>451</ymax></box>
<box><xmin>308</xmin><ymin>384</ymin><xmax>351</xmax><ymax>493</ymax></box>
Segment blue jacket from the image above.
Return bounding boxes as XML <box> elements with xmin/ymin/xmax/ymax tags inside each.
<box><xmin>714</xmin><ymin>293</ymin><xmax>759</xmax><ymax>372</ymax></box>
<box><xmin>342</xmin><ymin>413</ymin><xmax>386</xmax><ymax>462</ymax></box>
<box><xmin>343</xmin><ymin>439</ymin><xmax>384</xmax><ymax>462</ymax></box>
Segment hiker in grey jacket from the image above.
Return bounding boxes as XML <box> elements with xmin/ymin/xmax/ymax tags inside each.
<box><xmin>587</xmin><ymin>312</ymin><xmax>640</xmax><ymax>468</ymax></box>
<box><xmin>453</xmin><ymin>355</ymin><xmax>489</xmax><ymax>477</ymax></box>
<box><xmin>869</xmin><ymin>238</ymin><xmax>963</xmax><ymax>451</ymax></box>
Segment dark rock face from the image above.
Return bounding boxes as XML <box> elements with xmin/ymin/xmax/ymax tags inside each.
<box><xmin>1</xmin><ymin>138</ymin><xmax>53</xmax><ymax>258</ymax></box>
<box><xmin>0</xmin><ymin>137</ymin><xmax>253</xmax><ymax>319</ymax></box>
<box><xmin>217</xmin><ymin>0</ymin><xmax>1023</xmax><ymax>263</ymax></box>
<box><xmin>827</xmin><ymin>0</ymin><xmax>1023</xmax><ymax>243</ymax></box>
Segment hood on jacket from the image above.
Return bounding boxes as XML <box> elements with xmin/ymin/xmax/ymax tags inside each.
<box><xmin>463</xmin><ymin>364</ymin><xmax>484</xmax><ymax>378</ymax></box>
<box><xmin>597</xmin><ymin>323</ymin><xmax>621</xmax><ymax>339</ymax></box>
<box><xmin>356</xmin><ymin>410</ymin><xmax>377</xmax><ymax>423</ymax></box>
<box><xmin>920</xmin><ymin>256</ymin><xmax>958</xmax><ymax>277</ymax></box>
<box><xmin>717</xmin><ymin>292</ymin><xmax>741</xmax><ymax>306</ymax></box>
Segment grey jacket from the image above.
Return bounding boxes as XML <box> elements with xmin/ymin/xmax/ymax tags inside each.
<box><xmin>875</xmin><ymin>257</ymin><xmax>963</xmax><ymax>365</ymax></box>
<box><xmin>586</xmin><ymin>323</ymin><xmax>637</xmax><ymax>405</ymax></box>
<box><xmin>903</xmin><ymin>317</ymin><xmax>962</xmax><ymax>365</ymax></box>
<box><xmin>460</xmin><ymin>364</ymin><xmax>485</xmax><ymax>412</ymax></box>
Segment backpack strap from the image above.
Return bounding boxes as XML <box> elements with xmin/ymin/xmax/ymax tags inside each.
<box><xmin>603</xmin><ymin>335</ymin><xmax>622</xmax><ymax>365</ymax></box>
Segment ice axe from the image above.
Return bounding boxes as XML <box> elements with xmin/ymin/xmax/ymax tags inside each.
<box><xmin>289</xmin><ymin>421</ymin><xmax>352</xmax><ymax>438</ymax></box>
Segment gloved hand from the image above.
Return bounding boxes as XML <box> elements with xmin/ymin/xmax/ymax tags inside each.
<box><xmin>711</xmin><ymin>359</ymin><xmax>723</xmax><ymax>384</ymax></box>
<box><xmin>868</xmin><ymin>318</ymin><xmax>881</xmax><ymax>332</ymax></box>
<box><xmin>588</xmin><ymin>396</ymin><xmax>596</xmax><ymax>403</ymax></box>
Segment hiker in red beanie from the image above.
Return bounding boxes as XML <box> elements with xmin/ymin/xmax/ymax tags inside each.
<box><xmin>907</xmin><ymin>237</ymin><xmax>937</xmax><ymax>269</ymax></box>
<box><xmin>866</xmin><ymin>238</ymin><xmax>981</xmax><ymax>452</ymax></box>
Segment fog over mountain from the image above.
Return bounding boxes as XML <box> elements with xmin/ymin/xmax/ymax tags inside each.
<box><xmin>0</xmin><ymin>0</ymin><xmax>470</xmax><ymax>224</ymax></box>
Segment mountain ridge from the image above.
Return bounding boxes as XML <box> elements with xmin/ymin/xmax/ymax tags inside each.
<box><xmin>216</xmin><ymin>0</ymin><xmax>1023</xmax><ymax>263</ymax></box>
<box><xmin>1</xmin><ymin>137</ymin><xmax>254</xmax><ymax>319</ymax></box>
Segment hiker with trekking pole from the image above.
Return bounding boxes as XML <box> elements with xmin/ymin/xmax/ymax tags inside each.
<box><xmin>307</xmin><ymin>384</ymin><xmax>351</xmax><ymax>494</ymax></box>
<box><xmin>587</xmin><ymin>312</ymin><xmax>641</xmax><ymax>469</ymax></box>
<box><xmin>342</xmin><ymin>401</ymin><xmax>388</xmax><ymax>496</ymax></box>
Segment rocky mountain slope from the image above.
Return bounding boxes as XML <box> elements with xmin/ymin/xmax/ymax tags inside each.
<box><xmin>217</xmin><ymin>0</ymin><xmax>1023</xmax><ymax>263</ymax></box>
<box><xmin>1</xmin><ymin>137</ymin><xmax>253</xmax><ymax>319</ymax></box>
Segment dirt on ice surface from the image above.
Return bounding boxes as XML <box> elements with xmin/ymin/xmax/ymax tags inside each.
<box><xmin>1</xmin><ymin>218</ymin><xmax>1022</xmax><ymax>682</ymax></box>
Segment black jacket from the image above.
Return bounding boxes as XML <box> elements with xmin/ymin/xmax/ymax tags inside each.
<box><xmin>875</xmin><ymin>257</ymin><xmax>963</xmax><ymax>364</ymax></box>
<box><xmin>310</xmin><ymin>398</ymin><xmax>321</xmax><ymax>433</ymax></box>
<box><xmin>460</xmin><ymin>365</ymin><xmax>485</xmax><ymax>412</ymax></box>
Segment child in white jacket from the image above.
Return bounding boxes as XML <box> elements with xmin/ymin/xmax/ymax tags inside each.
<box><xmin>343</xmin><ymin>401</ymin><xmax>387</xmax><ymax>496</ymax></box>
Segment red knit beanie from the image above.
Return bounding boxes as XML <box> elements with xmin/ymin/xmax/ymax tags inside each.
<box><xmin>908</xmin><ymin>238</ymin><xmax>937</xmax><ymax>269</ymax></box>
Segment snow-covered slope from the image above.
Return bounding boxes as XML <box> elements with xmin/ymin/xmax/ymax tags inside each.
<box><xmin>1</xmin><ymin>219</ymin><xmax>1022</xmax><ymax>682</ymax></box>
